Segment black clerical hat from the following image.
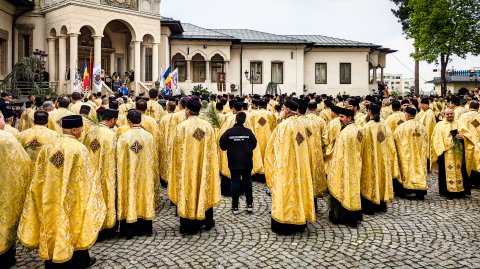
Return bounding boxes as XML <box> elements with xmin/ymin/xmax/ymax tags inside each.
<box><xmin>259</xmin><ymin>99</ymin><xmax>268</xmax><ymax>107</ymax></box>
<box><xmin>365</xmin><ymin>95</ymin><xmax>375</xmax><ymax>102</ymax></box>
<box><xmin>339</xmin><ymin>108</ymin><xmax>354</xmax><ymax>118</ymax></box>
<box><xmin>405</xmin><ymin>107</ymin><xmax>417</xmax><ymax>116</ymax></box>
<box><xmin>421</xmin><ymin>98</ymin><xmax>429</xmax><ymax>105</ymax></box>
<box><xmin>62</xmin><ymin>115</ymin><xmax>83</xmax><ymax>129</ymax></box>
<box><xmin>284</xmin><ymin>99</ymin><xmax>298</xmax><ymax>112</ymax></box>
<box><xmin>80</xmin><ymin>105</ymin><xmax>91</xmax><ymax>115</ymax></box>
<box><xmin>233</xmin><ymin>102</ymin><xmax>243</xmax><ymax>111</ymax></box>
<box><xmin>331</xmin><ymin>105</ymin><xmax>341</xmax><ymax>114</ymax></box>
<box><xmin>307</xmin><ymin>102</ymin><xmax>317</xmax><ymax>110</ymax></box>
<box><xmin>100</xmin><ymin>109</ymin><xmax>119</xmax><ymax>119</ymax></box>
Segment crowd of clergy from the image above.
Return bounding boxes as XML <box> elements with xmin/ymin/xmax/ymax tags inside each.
<box><xmin>0</xmin><ymin>88</ymin><xmax>479</xmax><ymax>268</ymax></box>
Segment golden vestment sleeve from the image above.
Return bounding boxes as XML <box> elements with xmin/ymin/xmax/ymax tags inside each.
<box><xmin>417</xmin><ymin>109</ymin><xmax>437</xmax><ymax>161</ymax></box>
<box><xmin>393</xmin><ymin>120</ymin><xmax>428</xmax><ymax>191</ymax></box>
<box><xmin>458</xmin><ymin>112</ymin><xmax>480</xmax><ymax>175</ymax></box>
<box><xmin>264</xmin><ymin>117</ymin><xmax>315</xmax><ymax>225</ymax></box>
<box><xmin>168</xmin><ymin>117</ymin><xmax>221</xmax><ymax>220</ymax></box>
<box><xmin>84</xmin><ymin>125</ymin><xmax>118</xmax><ymax>229</ymax></box>
<box><xmin>116</xmin><ymin>128</ymin><xmax>156</xmax><ymax>223</ymax></box>
<box><xmin>18</xmin><ymin>108</ymin><xmax>35</xmax><ymax>131</ymax></box>
<box><xmin>0</xmin><ymin>131</ymin><xmax>32</xmax><ymax>255</ymax></box>
<box><xmin>327</xmin><ymin>124</ymin><xmax>363</xmax><ymax>211</ymax></box>
<box><xmin>360</xmin><ymin>121</ymin><xmax>394</xmax><ymax>205</ymax></box>
<box><xmin>430</xmin><ymin>121</ymin><xmax>464</xmax><ymax>193</ymax></box>
<box><xmin>158</xmin><ymin>113</ymin><xmax>176</xmax><ymax>182</ymax></box>
<box><xmin>300</xmin><ymin>115</ymin><xmax>327</xmax><ymax>197</ymax></box>
<box><xmin>324</xmin><ymin>117</ymin><xmax>341</xmax><ymax>175</ymax></box>
<box><xmin>140</xmin><ymin>115</ymin><xmax>161</xmax><ymax>209</ymax></box>
<box><xmin>18</xmin><ymin>136</ymin><xmax>106</xmax><ymax>263</ymax></box>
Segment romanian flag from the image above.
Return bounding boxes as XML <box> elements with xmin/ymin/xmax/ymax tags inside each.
<box><xmin>163</xmin><ymin>66</ymin><xmax>172</xmax><ymax>84</ymax></box>
<box><xmin>80</xmin><ymin>61</ymin><xmax>89</xmax><ymax>90</ymax></box>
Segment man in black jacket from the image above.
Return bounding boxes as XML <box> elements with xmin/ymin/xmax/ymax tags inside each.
<box><xmin>220</xmin><ymin>112</ymin><xmax>257</xmax><ymax>214</ymax></box>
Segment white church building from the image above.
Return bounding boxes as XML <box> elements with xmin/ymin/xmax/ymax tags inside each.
<box><xmin>0</xmin><ymin>0</ymin><xmax>395</xmax><ymax>96</ymax></box>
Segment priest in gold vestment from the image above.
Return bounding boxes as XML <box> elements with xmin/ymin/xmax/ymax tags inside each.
<box><xmin>116</xmin><ymin>110</ymin><xmax>156</xmax><ymax>239</ymax></box>
<box><xmin>298</xmin><ymin>100</ymin><xmax>327</xmax><ymax>210</ymax></box>
<box><xmin>360</xmin><ymin>104</ymin><xmax>396</xmax><ymax>214</ymax></box>
<box><xmin>136</xmin><ymin>100</ymin><xmax>161</xmax><ymax>208</ymax></box>
<box><xmin>17</xmin><ymin>111</ymin><xmax>59</xmax><ymax>162</ymax></box>
<box><xmin>146</xmin><ymin>89</ymin><xmax>166</xmax><ymax>122</ymax></box>
<box><xmin>18</xmin><ymin>115</ymin><xmax>105</xmax><ymax>269</ymax></box>
<box><xmin>84</xmin><ymin>109</ymin><xmax>119</xmax><ymax>240</ymax></box>
<box><xmin>324</xmin><ymin>106</ymin><xmax>342</xmax><ymax>176</ymax></box>
<box><xmin>385</xmin><ymin>101</ymin><xmax>405</xmax><ymax>133</ymax></box>
<box><xmin>0</xmin><ymin>112</ymin><xmax>32</xmax><ymax>268</ymax></box>
<box><xmin>18</xmin><ymin>101</ymin><xmax>35</xmax><ymax>131</ymax></box>
<box><xmin>264</xmin><ymin>99</ymin><xmax>315</xmax><ymax>235</ymax></box>
<box><xmin>247</xmin><ymin>99</ymin><xmax>276</xmax><ymax>181</ymax></box>
<box><xmin>431</xmin><ymin>108</ymin><xmax>470</xmax><ymax>199</ymax></box>
<box><xmin>168</xmin><ymin>97</ymin><xmax>221</xmax><ymax>235</ymax></box>
<box><xmin>458</xmin><ymin>101</ymin><xmax>480</xmax><ymax>187</ymax></box>
<box><xmin>393</xmin><ymin>107</ymin><xmax>428</xmax><ymax>199</ymax></box>
<box><xmin>158</xmin><ymin>101</ymin><xmax>177</xmax><ymax>185</ymax></box>
<box><xmin>48</xmin><ymin>97</ymin><xmax>74</xmax><ymax>135</ymax></box>
<box><xmin>2</xmin><ymin>109</ymin><xmax>19</xmax><ymax>137</ymax></box>
<box><xmin>327</xmin><ymin>107</ymin><xmax>363</xmax><ymax>227</ymax></box>
<box><xmin>416</xmin><ymin>98</ymin><xmax>437</xmax><ymax>169</ymax></box>
<box><xmin>69</xmin><ymin>92</ymin><xmax>97</xmax><ymax>122</ymax></box>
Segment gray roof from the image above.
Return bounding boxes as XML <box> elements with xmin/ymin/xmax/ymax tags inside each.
<box><xmin>171</xmin><ymin>23</ymin><xmax>236</xmax><ymax>40</ymax></box>
<box><xmin>212</xmin><ymin>29</ymin><xmax>309</xmax><ymax>44</ymax></box>
<box><xmin>288</xmin><ymin>35</ymin><xmax>379</xmax><ymax>48</ymax></box>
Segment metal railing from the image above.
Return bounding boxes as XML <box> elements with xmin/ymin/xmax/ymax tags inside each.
<box><xmin>0</xmin><ymin>81</ymin><xmax>59</xmax><ymax>97</ymax></box>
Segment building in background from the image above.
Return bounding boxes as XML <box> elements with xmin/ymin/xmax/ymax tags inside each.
<box><xmin>427</xmin><ymin>67</ymin><xmax>480</xmax><ymax>96</ymax></box>
<box><xmin>0</xmin><ymin>0</ymin><xmax>395</xmax><ymax>96</ymax></box>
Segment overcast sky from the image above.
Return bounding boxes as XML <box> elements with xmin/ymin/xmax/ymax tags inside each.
<box><xmin>163</xmin><ymin>0</ymin><xmax>479</xmax><ymax>89</ymax></box>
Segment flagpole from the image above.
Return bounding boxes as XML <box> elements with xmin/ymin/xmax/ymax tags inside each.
<box><xmin>89</xmin><ymin>48</ymin><xmax>93</xmax><ymax>93</ymax></box>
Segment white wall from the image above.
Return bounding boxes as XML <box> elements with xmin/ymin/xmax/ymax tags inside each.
<box><xmin>229</xmin><ymin>44</ymin><xmax>306</xmax><ymax>96</ymax></box>
<box><xmin>0</xmin><ymin>1</ymin><xmax>14</xmax><ymax>79</ymax></box>
<box><xmin>304</xmin><ymin>48</ymin><xmax>371</xmax><ymax>96</ymax></box>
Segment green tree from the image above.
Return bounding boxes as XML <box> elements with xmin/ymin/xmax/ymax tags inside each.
<box><xmin>405</xmin><ymin>0</ymin><xmax>480</xmax><ymax>96</ymax></box>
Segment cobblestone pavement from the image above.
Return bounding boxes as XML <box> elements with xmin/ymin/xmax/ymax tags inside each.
<box><xmin>13</xmin><ymin>173</ymin><xmax>480</xmax><ymax>269</ymax></box>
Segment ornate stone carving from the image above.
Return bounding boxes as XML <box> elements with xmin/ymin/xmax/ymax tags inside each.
<box><xmin>0</xmin><ymin>29</ymin><xmax>8</xmax><ymax>41</ymax></box>
<box><xmin>101</xmin><ymin>0</ymin><xmax>138</xmax><ymax>10</ymax></box>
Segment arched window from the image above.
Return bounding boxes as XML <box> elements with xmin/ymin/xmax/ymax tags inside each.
<box><xmin>172</xmin><ymin>53</ymin><xmax>186</xmax><ymax>82</ymax></box>
<box><xmin>211</xmin><ymin>54</ymin><xmax>224</xmax><ymax>83</ymax></box>
<box><xmin>192</xmin><ymin>54</ymin><xmax>206</xmax><ymax>83</ymax></box>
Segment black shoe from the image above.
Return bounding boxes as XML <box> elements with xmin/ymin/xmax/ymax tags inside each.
<box><xmin>232</xmin><ymin>208</ymin><xmax>239</xmax><ymax>215</ymax></box>
<box><xmin>246</xmin><ymin>204</ymin><xmax>253</xmax><ymax>214</ymax></box>
<box><xmin>205</xmin><ymin>220</ymin><xmax>215</xmax><ymax>231</ymax></box>
<box><xmin>88</xmin><ymin>257</ymin><xmax>97</xmax><ymax>268</ymax></box>
<box><xmin>416</xmin><ymin>194</ymin><xmax>425</xmax><ymax>200</ymax></box>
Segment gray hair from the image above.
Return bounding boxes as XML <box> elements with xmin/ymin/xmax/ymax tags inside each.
<box><xmin>117</xmin><ymin>98</ymin><xmax>124</xmax><ymax>104</ymax></box>
<box><xmin>383</xmin><ymin>99</ymin><xmax>391</xmax><ymax>106</ymax></box>
<box><xmin>43</xmin><ymin>101</ymin><xmax>54</xmax><ymax>111</ymax></box>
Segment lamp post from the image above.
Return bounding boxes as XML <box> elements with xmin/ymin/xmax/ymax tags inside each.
<box><xmin>244</xmin><ymin>69</ymin><xmax>260</xmax><ymax>95</ymax></box>
<box><xmin>33</xmin><ymin>49</ymin><xmax>48</xmax><ymax>88</ymax></box>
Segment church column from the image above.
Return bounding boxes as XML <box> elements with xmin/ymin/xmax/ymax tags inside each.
<box><xmin>47</xmin><ymin>37</ymin><xmax>56</xmax><ymax>82</ymax></box>
<box><xmin>58</xmin><ymin>36</ymin><xmax>67</xmax><ymax>87</ymax></box>
<box><xmin>93</xmin><ymin>35</ymin><xmax>102</xmax><ymax>69</ymax></box>
<box><xmin>133</xmin><ymin>41</ymin><xmax>141</xmax><ymax>90</ymax></box>
<box><xmin>152</xmin><ymin>42</ymin><xmax>159</xmax><ymax>82</ymax></box>
<box><xmin>186</xmin><ymin>60</ymin><xmax>192</xmax><ymax>82</ymax></box>
<box><xmin>205</xmin><ymin>61</ymin><xmax>211</xmax><ymax>83</ymax></box>
<box><xmin>380</xmin><ymin>67</ymin><xmax>384</xmax><ymax>81</ymax></box>
<box><xmin>128</xmin><ymin>43</ymin><xmax>134</xmax><ymax>71</ymax></box>
<box><xmin>69</xmin><ymin>33</ymin><xmax>78</xmax><ymax>92</ymax></box>
<box><xmin>140</xmin><ymin>43</ymin><xmax>146</xmax><ymax>82</ymax></box>
<box><xmin>224</xmin><ymin>61</ymin><xmax>229</xmax><ymax>84</ymax></box>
